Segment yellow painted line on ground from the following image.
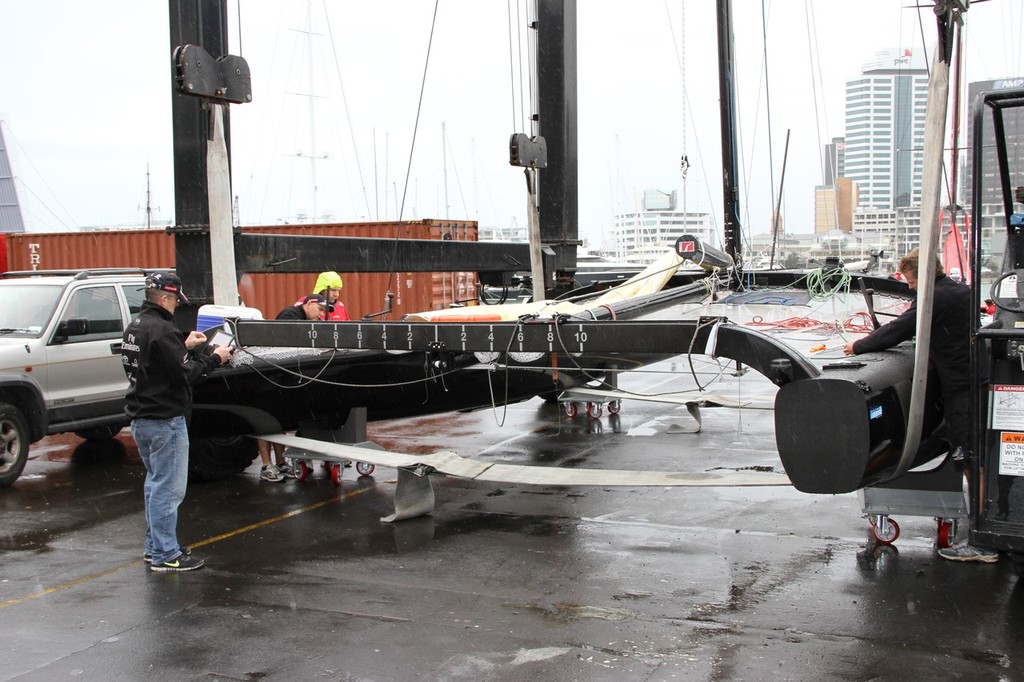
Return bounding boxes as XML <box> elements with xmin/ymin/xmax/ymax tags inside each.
<box><xmin>0</xmin><ymin>483</ymin><xmax>387</xmax><ymax>609</ymax></box>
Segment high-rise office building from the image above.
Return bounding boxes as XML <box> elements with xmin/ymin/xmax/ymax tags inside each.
<box><xmin>963</xmin><ymin>77</ymin><xmax>1024</xmax><ymax>267</ymax></box>
<box><xmin>844</xmin><ymin>49</ymin><xmax>929</xmax><ymax>211</ymax></box>
<box><xmin>822</xmin><ymin>136</ymin><xmax>845</xmax><ymax>185</ymax></box>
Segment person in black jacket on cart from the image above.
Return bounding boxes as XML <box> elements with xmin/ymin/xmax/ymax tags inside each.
<box><xmin>121</xmin><ymin>273</ymin><xmax>234</xmax><ymax>573</ymax></box>
<box><xmin>252</xmin><ymin>293</ymin><xmax>329</xmax><ymax>481</ymax></box>
<box><xmin>844</xmin><ymin>248</ymin><xmax>996</xmax><ymax>562</ymax></box>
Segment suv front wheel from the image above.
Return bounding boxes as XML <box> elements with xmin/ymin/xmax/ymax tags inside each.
<box><xmin>0</xmin><ymin>403</ymin><xmax>30</xmax><ymax>487</ymax></box>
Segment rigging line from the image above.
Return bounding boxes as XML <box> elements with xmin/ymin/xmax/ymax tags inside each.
<box><xmin>803</xmin><ymin>0</ymin><xmax>838</xmax><ymax>236</ymax></box>
<box><xmin>443</xmin><ymin>130</ymin><xmax>471</xmax><ymax>217</ymax></box>
<box><xmin>240</xmin><ymin>0</ymin><xmax>287</xmax><ymax>225</ymax></box>
<box><xmin>914</xmin><ymin>5</ymin><xmax>950</xmax><ymax>207</ymax></box>
<box><xmin>507</xmin><ymin>0</ymin><xmax>518</xmax><ymax>132</ymax></box>
<box><xmin>235</xmin><ymin>0</ymin><xmax>243</xmax><ymax>57</ymax></box>
<box><xmin>804</xmin><ymin>0</ymin><xmax>828</xmax><ymax>178</ymax></box>
<box><xmin>661</xmin><ymin>7</ymin><xmax>721</xmax><ymax>238</ymax></box>
<box><xmin>322</xmin><ymin>0</ymin><xmax>374</xmax><ymax>219</ymax></box>
<box><xmin>759</xmin><ymin>0</ymin><xmax>778</xmax><ymax>259</ymax></box>
<box><xmin>516</xmin><ymin>0</ymin><xmax>528</xmax><ymax>134</ymax></box>
<box><xmin>913</xmin><ymin>3</ymin><xmax>958</xmax><ymax>221</ymax></box>
<box><xmin>11</xmin><ymin>178</ymin><xmax>71</xmax><ymax>231</ymax></box>
<box><xmin>397</xmin><ymin>0</ymin><xmax>441</xmax><ymax>224</ymax></box>
<box><xmin>525</xmin><ymin>0</ymin><xmax>538</xmax><ymax>135</ymax></box>
<box><xmin>2</xmin><ymin>124</ymin><xmax>76</xmax><ymax>228</ymax></box>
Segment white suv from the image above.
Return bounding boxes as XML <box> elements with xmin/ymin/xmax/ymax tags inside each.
<box><xmin>0</xmin><ymin>270</ymin><xmax>148</xmax><ymax>485</ymax></box>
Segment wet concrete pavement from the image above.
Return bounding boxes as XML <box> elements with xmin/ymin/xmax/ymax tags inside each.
<box><xmin>1</xmin><ymin>359</ymin><xmax>1022</xmax><ymax>681</ymax></box>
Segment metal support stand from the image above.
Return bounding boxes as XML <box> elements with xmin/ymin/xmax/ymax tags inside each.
<box><xmin>280</xmin><ymin>406</ymin><xmax>439</xmax><ymax>522</ymax></box>
<box><xmin>858</xmin><ymin>459</ymin><xmax>966</xmax><ymax>546</ymax></box>
<box><xmin>384</xmin><ymin>467</ymin><xmax>436</xmax><ymax>523</ymax></box>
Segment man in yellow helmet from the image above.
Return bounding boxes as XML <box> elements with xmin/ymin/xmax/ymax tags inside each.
<box><xmin>314</xmin><ymin>271</ymin><xmax>349</xmax><ymax>321</ymax></box>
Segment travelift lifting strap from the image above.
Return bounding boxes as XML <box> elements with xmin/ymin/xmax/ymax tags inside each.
<box><xmin>207</xmin><ymin>104</ymin><xmax>239</xmax><ymax>306</ymax></box>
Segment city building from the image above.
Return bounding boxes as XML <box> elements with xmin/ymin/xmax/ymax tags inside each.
<box><xmin>963</xmin><ymin>77</ymin><xmax>1024</xmax><ymax>270</ymax></box>
<box><xmin>610</xmin><ymin>189</ymin><xmax>715</xmax><ymax>264</ymax></box>
<box><xmin>814</xmin><ymin>178</ymin><xmax>857</xmax><ymax>234</ymax></box>
<box><xmin>844</xmin><ymin>49</ymin><xmax>929</xmax><ymax>212</ymax></box>
<box><xmin>823</xmin><ymin>136</ymin><xmax>846</xmax><ymax>185</ymax></box>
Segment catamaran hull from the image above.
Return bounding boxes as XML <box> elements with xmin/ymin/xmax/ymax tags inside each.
<box><xmin>774</xmin><ymin>348</ymin><xmax>946</xmax><ymax>494</ymax></box>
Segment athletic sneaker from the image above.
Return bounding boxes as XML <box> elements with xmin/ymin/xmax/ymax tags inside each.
<box><xmin>938</xmin><ymin>542</ymin><xmax>999</xmax><ymax>563</ymax></box>
<box><xmin>260</xmin><ymin>464</ymin><xmax>285</xmax><ymax>482</ymax></box>
<box><xmin>150</xmin><ymin>552</ymin><xmax>205</xmax><ymax>573</ymax></box>
<box><xmin>276</xmin><ymin>461</ymin><xmax>298</xmax><ymax>479</ymax></box>
<box><xmin>144</xmin><ymin>546</ymin><xmax>191</xmax><ymax>564</ymax></box>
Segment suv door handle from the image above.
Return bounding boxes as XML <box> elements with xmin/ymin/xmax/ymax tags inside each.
<box><xmin>110</xmin><ymin>342</ymin><xmax>122</xmax><ymax>355</ymax></box>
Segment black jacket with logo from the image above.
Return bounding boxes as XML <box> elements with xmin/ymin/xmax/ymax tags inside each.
<box><xmin>851</xmin><ymin>274</ymin><xmax>971</xmax><ymax>394</ymax></box>
<box><xmin>121</xmin><ymin>300</ymin><xmax>222</xmax><ymax>420</ymax></box>
<box><xmin>275</xmin><ymin>305</ymin><xmax>307</xmax><ymax>320</ymax></box>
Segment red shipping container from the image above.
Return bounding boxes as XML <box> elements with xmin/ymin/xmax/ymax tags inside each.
<box><xmin>3</xmin><ymin>221</ymin><xmax>479</xmax><ymax>319</ymax></box>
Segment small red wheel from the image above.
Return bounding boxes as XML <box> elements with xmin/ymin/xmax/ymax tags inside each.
<box><xmin>607</xmin><ymin>399</ymin><xmax>621</xmax><ymax>415</ymax></box>
<box><xmin>330</xmin><ymin>463</ymin><xmax>343</xmax><ymax>486</ymax></box>
<box><xmin>563</xmin><ymin>402</ymin><xmax>578</xmax><ymax>418</ymax></box>
<box><xmin>356</xmin><ymin>461</ymin><xmax>375</xmax><ymax>476</ymax></box>
<box><xmin>870</xmin><ymin>517</ymin><xmax>900</xmax><ymax>545</ymax></box>
<box><xmin>296</xmin><ymin>460</ymin><xmax>312</xmax><ymax>481</ymax></box>
<box><xmin>936</xmin><ymin>518</ymin><xmax>957</xmax><ymax>549</ymax></box>
<box><xmin>586</xmin><ymin>402</ymin><xmax>603</xmax><ymax>419</ymax></box>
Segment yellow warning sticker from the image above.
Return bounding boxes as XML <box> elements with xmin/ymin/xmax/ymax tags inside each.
<box><xmin>1000</xmin><ymin>432</ymin><xmax>1024</xmax><ymax>476</ymax></box>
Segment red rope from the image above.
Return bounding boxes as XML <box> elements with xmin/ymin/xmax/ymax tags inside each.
<box><xmin>745</xmin><ymin>314</ymin><xmax>874</xmax><ymax>334</ymax></box>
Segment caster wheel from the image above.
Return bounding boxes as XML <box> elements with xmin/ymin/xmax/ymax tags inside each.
<box><xmin>330</xmin><ymin>463</ymin><xmax>343</xmax><ymax>486</ymax></box>
<box><xmin>356</xmin><ymin>461</ymin><xmax>375</xmax><ymax>476</ymax></box>
<box><xmin>563</xmin><ymin>402</ymin><xmax>578</xmax><ymax>418</ymax></box>
<box><xmin>296</xmin><ymin>460</ymin><xmax>312</xmax><ymax>481</ymax></box>
<box><xmin>586</xmin><ymin>402</ymin><xmax>603</xmax><ymax>419</ymax></box>
<box><xmin>936</xmin><ymin>518</ymin><xmax>957</xmax><ymax>549</ymax></box>
<box><xmin>870</xmin><ymin>517</ymin><xmax>900</xmax><ymax>545</ymax></box>
<box><xmin>608</xmin><ymin>399</ymin><xmax>621</xmax><ymax>414</ymax></box>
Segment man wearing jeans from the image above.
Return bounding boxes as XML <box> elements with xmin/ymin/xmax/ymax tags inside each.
<box><xmin>121</xmin><ymin>273</ymin><xmax>233</xmax><ymax>572</ymax></box>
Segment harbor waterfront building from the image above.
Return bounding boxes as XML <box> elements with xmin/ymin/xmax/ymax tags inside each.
<box><xmin>610</xmin><ymin>189</ymin><xmax>715</xmax><ymax>265</ymax></box>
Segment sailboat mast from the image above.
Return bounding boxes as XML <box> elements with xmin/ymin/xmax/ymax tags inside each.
<box><xmin>145</xmin><ymin>163</ymin><xmax>153</xmax><ymax>230</ymax></box>
<box><xmin>716</xmin><ymin>0</ymin><xmax>742</xmax><ymax>285</ymax></box>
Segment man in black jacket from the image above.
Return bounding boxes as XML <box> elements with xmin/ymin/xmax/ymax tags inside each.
<box><xmin>253</xmin><ymin>293</ymin><xmax>330</xmax><ymax>481</ymax></box>
<box><xmin>121</xmin><ymin>273</ymin><xmax>234</xmax><ymax>572</ymax></box>
<box><xmin>276</xmin><ymin>293</ymin><xmax>327</xmax><ymax>321</ymax></box>
<box><xmin>844</xmin><ymin>248</ymin><xmax>995</xmax><ymax>562</ymax></box>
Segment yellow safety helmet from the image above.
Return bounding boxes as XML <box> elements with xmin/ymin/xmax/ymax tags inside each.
<box><xmin>314</xmin><ymin>271</ymin><xmax>344</xmax><ymax>294</ymax></box>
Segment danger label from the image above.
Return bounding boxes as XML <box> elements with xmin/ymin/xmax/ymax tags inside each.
<box><xmin>677</xmin><ymin>241</ymin><xmax>696</xmax><ymax>253</ymax></box>
<box><xmin>991</xmin><ymin>385</ymin><xmax>1024</xmax><ymax>430</ymax></box>
<box><xmin>1000</xmin><ymin>432</ymin><xmax>1024</xmax><ymax>476</ymax></box>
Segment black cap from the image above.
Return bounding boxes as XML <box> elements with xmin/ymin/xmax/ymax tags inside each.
<box><xmin>146</xmin><ymin>272</ymin><xmax>189</xmax><ymax>304</ymax></box>
<box><xmin>301</xmin><ymin>294</ymin><xmax>327</xmax><ymax>305</ymax></box>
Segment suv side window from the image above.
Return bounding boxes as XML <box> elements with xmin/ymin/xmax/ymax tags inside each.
<box><xmin>121</xmin><ymin>283</ymin><xmax>146</xmax><ymax>318</ymax></box>
<box><xmin>56</xmin><ymin>285</ymin><xmax>123</xmax><ymax>342</ymax></box>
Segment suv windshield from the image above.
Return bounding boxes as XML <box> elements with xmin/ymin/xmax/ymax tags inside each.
<box><xmin>0</xmin><ymin>284</ymin><xmax>64</xmax><ymax>337</ymax></box>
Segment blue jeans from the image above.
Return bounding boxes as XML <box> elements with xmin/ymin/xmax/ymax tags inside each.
<box><xmin>131</xmin><ymin>416</ymin><xmax>189</xmax><ymax>565</ymax></box>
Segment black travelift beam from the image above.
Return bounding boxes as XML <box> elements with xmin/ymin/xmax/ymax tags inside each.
<box><xmin>233</xmin><ymin>318</ymin><xmax>820</xmax><ymax>383</ymax></box>
<box><xmin>168</xmin><ymin>0</ymin><xmax>232</xmax><ymax>305</ymax></box>
<box><xmin>537</xmin><ymin>0</ymin><xmax>580</xmax><ymax>293</ymax></box>
<box><xmin>234</xmin><ymin>234</ymin><xmax>538</xmax><ymax>283</ymax></box>
<box><xmin>166</xmin><ymin>0</ymin><xmax>583</xmax><ymax>304</ymax></box>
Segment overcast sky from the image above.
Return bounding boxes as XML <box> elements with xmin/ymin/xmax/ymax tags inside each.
<box><xmin>1</xmin><ymin>1</ymin><xmax>1022</xmax><ymax>250</ymax></box>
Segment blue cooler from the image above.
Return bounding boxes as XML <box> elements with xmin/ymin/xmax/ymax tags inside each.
<box><xmin>196</xmin><ymin>304</ymin><xmax>263</xmax><ymax>332</ymax></box>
